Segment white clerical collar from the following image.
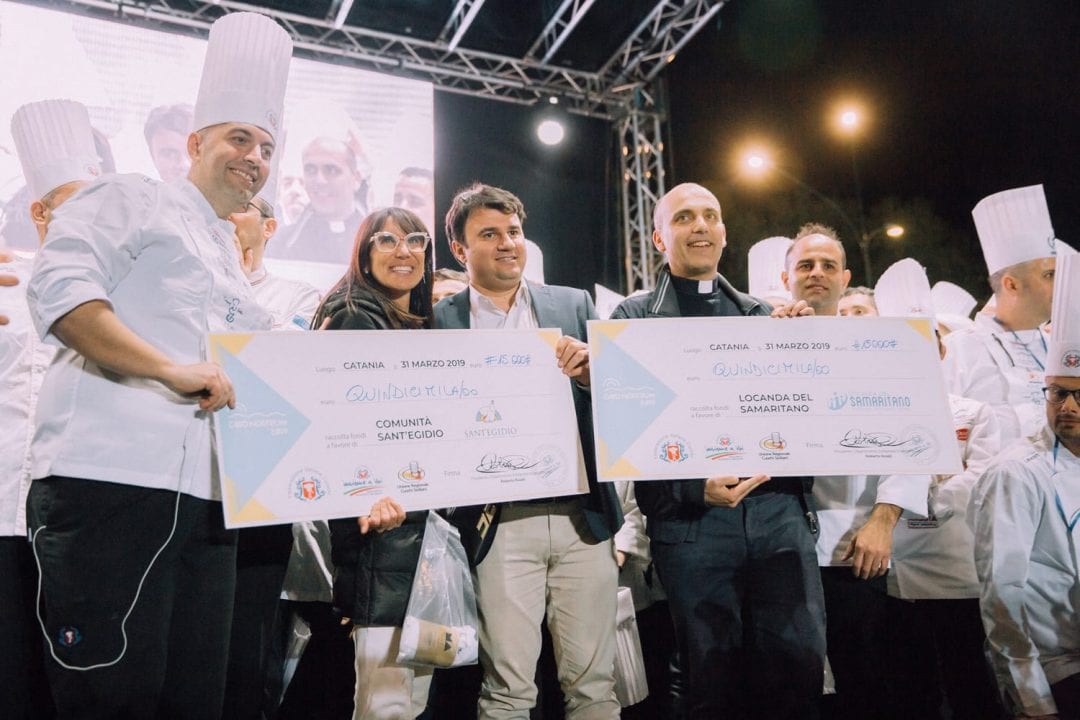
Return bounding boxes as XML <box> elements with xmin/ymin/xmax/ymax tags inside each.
<box><xmin>670</xmin><ymin>273</ymin><xmax>721</xmax><ymax>295</ymax></box>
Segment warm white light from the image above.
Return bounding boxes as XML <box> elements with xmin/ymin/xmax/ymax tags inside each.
<box><xmin>840</xmin><ymin>109</ymin><xmax>859</xmax><ymax>129</ymax></box>
<box><xmin>746</xmin><ymin>153</ymin><xmax>767</xmax><ymax>170</ymax></box>
<box><xmin>886</xmin><ymin>224</ymin><xmax>905</xmax><ymax>238</ymax></box>
<box><xmin>537</xmin><ymin>119</ymin><xmax>565</xmax><ymax>146</ymax></box>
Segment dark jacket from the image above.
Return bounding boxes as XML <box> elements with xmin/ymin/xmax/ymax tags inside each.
<box><xmin>610</xmin><ymin>265</ymin><xmax>814</xmax><ymax>538</ymax></box>
<box><xmin>329</xmin><ymin>513</ymin><xmax>426</xmax><ymax>626</ymax></box>
<box><xmin>433</xmin><ymin>281</ymin><xmax>624</xmax><ymax>565</ymax></box>
<box><xmin>317</xmin><ymin>284</ymin><xmax>428</xmax><ymax>626</ymax></box>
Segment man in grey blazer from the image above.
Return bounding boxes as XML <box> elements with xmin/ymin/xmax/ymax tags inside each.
<box><xmin>434</xmin><ymin>183</ymin><xmax>623</xmax><ymax>720</ymax></box>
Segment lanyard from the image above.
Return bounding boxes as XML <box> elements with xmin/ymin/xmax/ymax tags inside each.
<box><xmin>994</xmin><ymin>318</ymin><xmax>1047</xmax><ymax>370</ymax></box>
<box><xmin>1053</xmin><ymin>439</ymin><xmax>1080</xmax><ymax>531</ymax></box>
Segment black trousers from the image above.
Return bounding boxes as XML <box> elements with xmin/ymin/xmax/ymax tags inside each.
<box><xmin>1053</xmin><ymin>672</ymin><xmax>1080</xmax><ymax>720</ymax></box>
<box><xmin>651</xmin><ymin>492</ymin><xmax>826</xmax><ymax>720</ymax></box>
<box><xmin>886</xmin><ymin>597</ymin><xmax>1006</xmax><ymax>720</ymax></box>
<box><xmin>0</xmin><ymin>535</ymin><xmax>54</xmax><ymax>719</ymax></box>
<box><xmin>222</xmin><ymin>525</ymin><xmax>293</xmax><ymax>720</ymax></box>
<box><xmin>820</xmin><ymin>567</ymin><xmax>908</xmax><ymax>720</ymax></box>
<box><xmin>27</xmin><ymin>476</ymin><xmax>237</xmax><ymax>720</ymax></box>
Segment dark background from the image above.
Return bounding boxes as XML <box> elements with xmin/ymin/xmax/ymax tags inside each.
<box><xmin>432</xmin><ymin>0</ymin><xmax>1079</xmax><ymax>300</ymax></box>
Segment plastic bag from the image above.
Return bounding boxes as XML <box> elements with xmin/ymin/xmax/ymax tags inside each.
<box><xmin>613</xmin><ymin>587</ymin><xmax>649</xmax><ymax>707</ymax></box>
<box><xmin>396</xmin><ymin>512</ymin><xmax>479</xmax><ymax>668</ymax></box>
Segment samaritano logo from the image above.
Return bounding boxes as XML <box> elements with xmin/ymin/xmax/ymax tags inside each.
<box><xmin>828</xmin><ymin>391</ymin><xmax>911</xmax><ymax>411</ymax></box>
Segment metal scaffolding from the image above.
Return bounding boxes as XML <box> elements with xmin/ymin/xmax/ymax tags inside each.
<box><xmin>31</xmin><ymin>0</ymin><xmax>725</xmax><ymax>290</ymax></box>
<box><xmin>617</xmin><ymin>91</ymin><xmax>669</xmax><ymax>292</ymax></box>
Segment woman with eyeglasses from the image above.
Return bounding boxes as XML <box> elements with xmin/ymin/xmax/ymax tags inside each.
<box><xmin>311</xmin><ymin>207</ymin><xmax>435</xmax><ymax>720</ymax></box>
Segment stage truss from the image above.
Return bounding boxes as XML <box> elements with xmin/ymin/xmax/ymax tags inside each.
<box><xmin>25</xmin><ymin>0</ymin><xmax>726</xmax><ymax>290</ymax></box>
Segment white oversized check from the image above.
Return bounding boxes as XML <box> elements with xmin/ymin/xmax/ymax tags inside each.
<box><xmin>209</xmin><ymin>329</ymin><xmax>587</xmax><ymax>528</ymax></box>
<box><xmin>589</xmin><ymin>316</ymin><xmax>963</xmax><ymax>480</ymax></box>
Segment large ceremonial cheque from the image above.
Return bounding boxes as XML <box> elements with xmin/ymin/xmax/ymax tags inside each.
<box><xmin>208</xmin><ymin>329</ymin><xmax>587</xmax><ymax>528</ymax></box>
<box><xmin>589</xmin><ymin>316</ymin><xmax>963</xmax><ymax>480</ymax></box>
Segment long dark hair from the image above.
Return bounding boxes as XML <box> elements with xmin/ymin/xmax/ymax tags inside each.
<box><xmin>315</xmin><ymin>207</ymin><xmax>434</xmax><ymax>329</ymax></box>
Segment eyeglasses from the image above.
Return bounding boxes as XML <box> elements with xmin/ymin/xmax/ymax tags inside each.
<box><xmin>1043</xmin><ymin>386</ymin><xmax>1080</xmax><ymax>405</ymax></box>
<box><xmin>371</xmin><ymin>231</ymin><xmax>430</xmax><ymax>253</ymax></box>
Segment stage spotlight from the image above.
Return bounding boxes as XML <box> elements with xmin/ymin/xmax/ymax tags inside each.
<box><xmin>537</xmin><ymin>118</ymin><xmax>565</xmax><ymax>146</ymax></box>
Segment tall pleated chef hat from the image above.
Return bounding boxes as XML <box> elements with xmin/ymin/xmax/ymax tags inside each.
<box><xmin>748</xmin><ymin>236</ymin><xmax>793</xmax><ymax>300</ymax></box>
<box><xmin>192</xmin><ymin>12</ymin><xmax>292</xmax><ymax>140</ymax></box>
<box><xmin>1046</xmin><ymin>252</ymin><xmax>1080</xmax><ymax>378</ymax></box>
<box><xmin>930</xmin><ymin>281</ymin><xmax>976</xmax><ymax>334</ymax></box>
<box><xmin>11</xmin><ymin>99</ymin><xmax>100</xmax><ymax>200</ymax></box>
<box><xmin>972</xmin><ymin>184</ymin><xmax>1057</xmax><ymax>275</ymax></box>
<box><xmin>874</xmin><ymin>258</ymin><xmax>937</xmax><ymax>333</ymax></box>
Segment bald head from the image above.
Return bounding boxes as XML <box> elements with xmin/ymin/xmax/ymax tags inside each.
<box><xmin>652</xmin><ymin>183</ymin><xmax>727</xmax><ymax>281</ymax></box>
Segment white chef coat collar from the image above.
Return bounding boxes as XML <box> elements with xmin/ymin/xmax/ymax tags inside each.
<box><xmin>176</xmin><ymin>178</ymin><xmax>230</xmax><ymax>227</ymax></box>
<box><xmin>1052</xmin><ymin>438</ymin><xmax>1080</xmax><ymax>531</ymax></box>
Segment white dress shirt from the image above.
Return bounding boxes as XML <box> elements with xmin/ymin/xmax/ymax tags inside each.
<box><xmin>970</xmin><ymin>426</ymin><xmax>1080</xmax><ymax>717</ymax></box>
<box><xmin>27</xmin><ymin>175</ymin><xmax>271</xmax><ymax>500</ymax></box>
<box><xmin>468</xmin><ymin>282</ymin><xmax>538</xmax><ymax>330</ymax></box>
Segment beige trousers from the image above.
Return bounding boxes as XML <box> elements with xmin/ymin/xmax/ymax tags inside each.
<box><xmin>474</xmin><ymin>499</ymin><xmax>620</xmax><ymax>720</ymax></box>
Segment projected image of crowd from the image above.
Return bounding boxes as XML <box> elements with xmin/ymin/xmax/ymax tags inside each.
<box><xmin>2</xmin><ymin>8</ymin><xmax>1080</xmax><ymax>720</ymax></box>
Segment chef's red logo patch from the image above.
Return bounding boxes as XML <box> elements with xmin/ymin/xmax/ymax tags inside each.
<box><xmin>956</xmin><ymin>428</ymin><xmax>970</xmax><ymax>442</ymax></box>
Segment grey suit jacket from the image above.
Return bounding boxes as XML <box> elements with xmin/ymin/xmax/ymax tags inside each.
<box><xmin>433</xmin><ymin>282</ymin><xmax>623</xmax><ymax>564</ymax></box>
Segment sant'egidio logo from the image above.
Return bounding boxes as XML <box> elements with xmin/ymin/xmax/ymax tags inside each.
<box><xmin>1063</xmin><ymin>350</ymin><xmax>1080</xmax><ymax>370</ymax></box>
<box><xmin>475</xmin><ymin>401</ymin><xmax>502</xmax><ymax>423</ymax></box>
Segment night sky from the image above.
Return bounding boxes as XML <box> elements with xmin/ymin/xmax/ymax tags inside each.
<box><xmin>665</xmin><ymin>0</ymin><xmax>1080</xmax><ymax>295</ymax></box>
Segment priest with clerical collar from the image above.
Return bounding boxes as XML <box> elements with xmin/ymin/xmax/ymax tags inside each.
<box><xmin>608</xmin><ymin>182</ymin><xmax>825</xmax><ymax>719</ymax></box>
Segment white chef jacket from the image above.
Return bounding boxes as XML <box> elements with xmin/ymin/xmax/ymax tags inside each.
<box><xmin>26</xmin><ymin>175</ymin><xmax>271</xmax><ymax>500</ymax></box>
<box><xmin>813</xmin><ymin>473</ymin><xmax>931</xmax><ymax>567</ymax></box>
<box><xmin>889</xmin><ymin>394</ymin><xmax>1000</xmax><ymax>599</ymax></box>
<box><xmin>248</xmin><ymin>266</ymin><xmax>320</xmax><ymax>331</ymax></box>
<box><xmin>943</xmin><ymin>313</ymin><xmax>1050</xmax><ymax>442</ymax></box>
<box><xmin>0</xmin><ymin>251</ymin><xmax>55</xmax><ymax>536</ymax></box>
<box><xmin>969</xmin><ymin>426</ymin><xmax>1080</xmax><ymax>717</ymax></box>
